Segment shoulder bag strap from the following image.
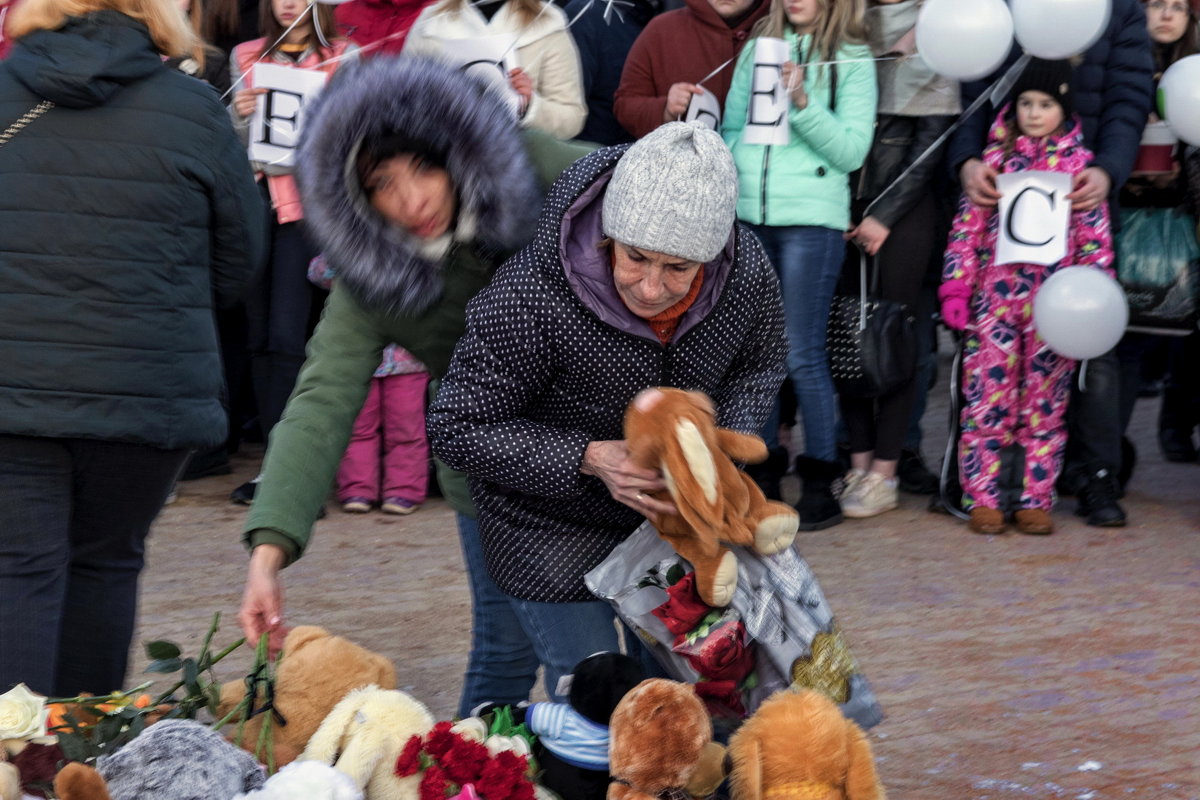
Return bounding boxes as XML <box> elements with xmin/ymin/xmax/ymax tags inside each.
<box><xmin>0</xmin><ymin>100</ymin><xmax>54</xmax><ymax>148</ymax></box>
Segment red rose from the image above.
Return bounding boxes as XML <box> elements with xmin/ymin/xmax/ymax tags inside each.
<box><xmin>443</xmin><ymin>737</ymin><xmax>490</xmax><ymax>785</ymax></box>
<box><xmin>681</xmin><ymin>619</ymin><xmax>754</xmax><ymax>682</ymax></box>
<box><xmin>419</xmin><ymin>765</ymin><xmax>452</xmax><ymax>800</ymax></box>
<box><xmin>395</xmin><ymin>735</ymin><xmax>424</xmax><ymax>777</ymax></box>
<box><xmin>692</xmin><ymin>679</ymin><xmax>746</xmax><ymax>717</ymax></box>
<box><xmin>477</xmin><ymin>751</ymin><xmax>529</xmax><ymax>800</ymax></box>
<box><xmin>651</xmin><ymin>572</ymin><xmax>712</xmax><ymax>636</ymax></box>
<box><xmin>425</xmin><ymin>721</ymin><xmax>458</xmax><ymax>759</ymax></box>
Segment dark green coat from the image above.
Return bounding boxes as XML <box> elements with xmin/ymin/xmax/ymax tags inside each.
<box><xmin>0</xmin><ymin>11</ymin><xmax>264</xmax><ymax>450</ymax></box>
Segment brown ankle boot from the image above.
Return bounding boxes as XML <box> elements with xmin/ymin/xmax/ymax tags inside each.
<box><xmin>1015</xmin><ymin>508</ymin><xmax>1053</xmax><ymax>535</ymax></box>
<box><xmin>968</xmin><ymin>507</ymin><xmax>1006</xmax><ymax>535</ymax></box>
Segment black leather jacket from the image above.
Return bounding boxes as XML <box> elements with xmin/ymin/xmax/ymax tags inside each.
<box><xmin>854</xmin><ymin>113</ymin><xmax>955</xmax><ymax>227</ymax></box>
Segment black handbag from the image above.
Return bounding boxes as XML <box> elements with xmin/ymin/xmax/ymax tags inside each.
<box><xmin>826</xmin><ymin>246</ymin><xmax>917</xmax><ymax>398</ymax></box>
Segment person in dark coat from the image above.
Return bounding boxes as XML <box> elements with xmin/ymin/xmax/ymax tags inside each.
<box><xmin>944</xmin><ymin>0</ymin><xmax>1154</xmax><ymax>528</ymax></box>
<box><xmin>564</xmin><ymin>0</ymin><xmax>660</xmax><ymax>145</ymax></box>
<box><xmin>0</xmin><ymin>0</ymin><xmax>264</xmax><ymax>695</ymax></box>
<box><xmin>427</xmin><ymin>122</ymin><xmax>787</xmax><ymax>702</ymax></box>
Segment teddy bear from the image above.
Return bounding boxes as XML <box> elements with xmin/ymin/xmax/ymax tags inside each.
<box><xmin>607</xmin><ymin>678</ymin><xmax>723</xmax><ymax>800</ymax></box>
<box><xmin>216</xmin><ymin>625</ymin><xmax>397</xmax><ymax>766</ymax></box>
<box><xmin>516</xmin><ymin>651</ymin><xmax>645</xmax><ymax>800</ymax></box>
<box><xmin>0</xmin><ymin>754</ymin><xmax>19</xmax><ymax>800</ymax></box>
<box><xmin>299</xmin><ymin>685</ymin><xmax>435</xmax><ymax>800</ymax></box>
<box><xmin>624</xmin><ymin>387</ymin><xmax>800</xmax><ymax>607</ymax></box>
<box><xmin>52</xmin><ymin>719</ymin><xmax>267</xmax><ymax>800</ymax></box>
<box><xmin>727</xmin><ymin>689</ymin><xmax>885</xmax><ymax>800</ymax></box>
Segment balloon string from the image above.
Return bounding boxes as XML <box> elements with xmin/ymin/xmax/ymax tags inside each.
<box><xmin>863</xmin><ymin>54</ymin><xmax>1031</xmax><ymax>219</ymax></box>
<box><xmin>1078</xmin><ymin>358</ymin><xmax>1089</xmax><ymax>393</ymax></box>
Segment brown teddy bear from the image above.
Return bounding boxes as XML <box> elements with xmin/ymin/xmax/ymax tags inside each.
<box><xmin>727</xmin><ymin>690</ymin><xmax>885</xmax><ymax>800</ymax></box>
<box><xmin>607</xmin><ymin>678</ymin><xmax>721</xmax><ymax>800</ymax></box>
<box><xmin>216</xmin><ymin>625</ymin><xmax>397</xmax><ymax>766</ymax></box>
<box><xmin>624</xmin><ymin>388</ymin><xmax>799</xmax><ymax>607</ymax></box>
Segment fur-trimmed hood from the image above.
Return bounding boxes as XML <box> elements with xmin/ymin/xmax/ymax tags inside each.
<box><xmin>297</xmin><ymin>56</ymin><xmax>542</xmax><ymax>315</ymax></box>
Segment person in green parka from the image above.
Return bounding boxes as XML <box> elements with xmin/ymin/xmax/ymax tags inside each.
<box><xmin>236</xmin><ymin>55</ymin><xmax>592</xmax><ymax>717</ymax></box>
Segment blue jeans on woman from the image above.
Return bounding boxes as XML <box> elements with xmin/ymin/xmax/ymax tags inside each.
<box><xmin>456</xmin><ymin>514</ymin><xmax>663</xmax><ymax>713</ymax></box>
<box><xmin>747</xmin><ymin>224</ymin><xmax>845</xmax><ymax>461</ymax></box>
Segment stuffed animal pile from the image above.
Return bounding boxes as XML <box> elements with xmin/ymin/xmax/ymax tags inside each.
<box><xmin>624</xmin><ymin>388</ymin><xmax>800</xmax><ymax>607</ymax></box>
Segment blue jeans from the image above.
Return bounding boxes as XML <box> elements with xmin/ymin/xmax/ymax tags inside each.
<box><xmin>457</xmin><ymin>515</ymin><xmax>664</xmax><ymax>711</ymax></box>
<box><xmin>748</xmin><ymin>224</ymin><xmax>845</xmax><ymax>461</ymax></box>
<box><xmin>455</xmin><ymin>514</ymin><xmax>539</xmax><ymax>716</ymax></box>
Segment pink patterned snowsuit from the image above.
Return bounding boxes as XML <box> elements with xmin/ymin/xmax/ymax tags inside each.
<box><xmin>940</xmin><ymin>109</ymin><xmax>1114</xmax><ymax>511</ymax></box>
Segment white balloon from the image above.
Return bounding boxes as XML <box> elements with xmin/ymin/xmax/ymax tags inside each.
<box><xmin>916</xmin><ymin>0</ymin><xmax>1014</xmax><ymax>81</ymax></box>
<box><xmin>1160</xmin><ymin>55</ymin><xmax>1200</xmax><ymax>147</ymax></box>
<box><xmin>1012</xmin><ymin>0</ymin><xmax>1111</xmax><ymax>59</ymax></box>
<box><xmin>1033</xmin><ymin>267</ymin><xmax>1128</xmax><ymax>360</ymax></box>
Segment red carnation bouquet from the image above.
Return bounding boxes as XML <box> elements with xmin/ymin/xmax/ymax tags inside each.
<box><xmin>395</xmin><ymin>720</ymin><xmax>539</xmax><ymax>800</ymax></box>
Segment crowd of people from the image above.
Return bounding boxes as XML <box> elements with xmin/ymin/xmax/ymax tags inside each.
<box><xmin>0</xmin><ymin>0</ymin><xmax>1197</xmax><ymax>735</ymax></box>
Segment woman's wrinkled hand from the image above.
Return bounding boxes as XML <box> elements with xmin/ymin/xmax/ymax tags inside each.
<box><xmin>581</xmin><ymin>440</ymin><xmax>677</xmax><ymax>517</ymax></box>
<box><xmin>239</xmin><ymin>544</ymin><xmax>290</xmax><ymax>657</ymax></box>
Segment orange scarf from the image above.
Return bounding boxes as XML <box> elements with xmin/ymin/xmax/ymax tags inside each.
<box><xmin>646</xmin><ymin>266</ymin><xmax>705</xmax><ymax>344</ymax></box>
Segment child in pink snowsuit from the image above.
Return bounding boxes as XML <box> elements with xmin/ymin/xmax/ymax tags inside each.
<box><xmin>939</xmin><ymin>59</ymin><xmax>1114</xmax><ymax>536</ymax></box>
<box><xmin>308</xmin><ymin>256</ymin><xmax>430</xmax><ymax>515</ymax></box>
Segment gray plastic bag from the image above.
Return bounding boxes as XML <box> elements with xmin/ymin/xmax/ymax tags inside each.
<box><xmin>585</xmin><ymin>522</ymin><xmax>883</xmax><ymax>730</ymax></box>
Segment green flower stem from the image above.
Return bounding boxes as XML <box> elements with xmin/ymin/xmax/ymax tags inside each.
<box><xmin>46</xmin><ymin>682</ymin><xmax>154</xmax><ymax>705</ymax></box>
<box><xmin>151</xmin><ymin>637</ymin><xmax>245</xmax><ymax>707</ymax></box>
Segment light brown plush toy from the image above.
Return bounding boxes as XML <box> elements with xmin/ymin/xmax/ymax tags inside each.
<box><xmin>53</xmin><ymin>762</ymin><xmax>113</xmax><ymax>800</ymax></box>
<box><xmin>607</xmin><ymin>678</ymin><xmax>716</xmax><ymax>800</ymax></box>
<box><xmin>217</xmin><ymin>625</ymin><xmax>397</xmax><ymax>765</ymax></box>
<box><xmin>727</xmin><ymin>690</ymin><xmax>885</xmax><ymax>800</ymax></box>
<box><xmin>624</xmin><ymin>388</ymin><xmax>799</xmax><ymax>607</ymax></box>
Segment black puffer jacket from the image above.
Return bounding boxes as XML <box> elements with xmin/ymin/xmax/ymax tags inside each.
<box><xmin>0</xmin><ymin>11</ymin><xmax>263</xmax><ymax>449</ymax></box>
<box><xmin>428</xmin><ymin>145</ymin><xmax>787</xmax><ymax>603</ymax></box>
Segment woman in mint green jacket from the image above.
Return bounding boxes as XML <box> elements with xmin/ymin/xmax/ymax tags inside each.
<box><xmin>722</xmin><ymin>0</ymin><xmax>876</xmax><ymax>531</ymax></box>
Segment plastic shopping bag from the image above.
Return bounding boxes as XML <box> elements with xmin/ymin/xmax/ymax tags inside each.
<box><xmin>584</xmin><ymin>523</ymin><xmax>883</xmax><ymax>731</ymax></box>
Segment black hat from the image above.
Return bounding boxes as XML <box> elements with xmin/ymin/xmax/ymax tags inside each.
<box><xmin>1011</xmin><ymin>58</ymin><xmax>1074</xmax><ymax>119</ymax></box>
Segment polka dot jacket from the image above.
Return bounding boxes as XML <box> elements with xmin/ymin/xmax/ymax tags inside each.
<box><xmin>427</xmin><ymin>144</ymin><xmax>787</xmax><ymax>603</ymax></box>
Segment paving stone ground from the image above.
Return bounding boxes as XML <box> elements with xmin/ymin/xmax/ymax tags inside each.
<box><xmin>129</xmin><ymin>342</ymin><xmax>1200</xmax><ymax>799</ymax></box>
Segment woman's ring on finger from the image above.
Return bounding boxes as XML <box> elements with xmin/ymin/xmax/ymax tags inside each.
<box><xmin>635</xmin><ymin>491</ymin><xmax>646</xmax><ymax>503</ymax></box>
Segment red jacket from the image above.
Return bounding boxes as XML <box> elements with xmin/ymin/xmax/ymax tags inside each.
<box><xmin>335</xmin><ymin>0</ymin><xmax>434</xmax><ymax>56</ymax></box>
<box><xmin>613</xmin><ymin>0</ymin><xmax>767</xmax><ymax>139</ymax></box>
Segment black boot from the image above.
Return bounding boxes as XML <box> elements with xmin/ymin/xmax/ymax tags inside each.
<box><xmin>1159</xmin><ymin>427</ymin><xmax>1198</xmax><ymax>463</ymax></box>
<box><xmin>794</xmin><ymin>455</ymin><xmax>843</xmax><ymax>531</ymax></box>
<box><xmin>744</xmin><ymin>446</ymin><xmax>789</xmax><ymax>501</ymax></box>
<box><xmin>897</xmin><ymin>448</ymin><xmax>939</xmax><ymax>495</ymax></box>
<box><xmin>1074</xmin><ymin>465</ymin><xmax>1127</xmax><ymax>527</ymax></box>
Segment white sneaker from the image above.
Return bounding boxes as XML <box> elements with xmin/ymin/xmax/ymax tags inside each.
<box><xmin>838</xmin><ymin>468</ymin><xmax>868</xmax><ymax>500</ymax></box>
<box><xmin>842</xmin><ymin>472</ymin><xmax>899</xmax><ymax>518</ymax></box>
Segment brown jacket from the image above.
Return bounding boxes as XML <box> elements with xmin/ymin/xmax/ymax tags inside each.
<box><xmin>613</xmin><ymin>0</ymin><xmax>766</xmax><ymax>139</ymax></box>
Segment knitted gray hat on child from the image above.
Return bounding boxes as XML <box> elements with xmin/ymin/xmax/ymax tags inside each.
<box><xmin>96</xmin><ymin>719</ymin><xmax>266</xmax><ymax>800</ymax></box>
<box><xmin>601</xmin><ymin>121</ymin><xmax>738</xmax><ymax>263</ymax></box>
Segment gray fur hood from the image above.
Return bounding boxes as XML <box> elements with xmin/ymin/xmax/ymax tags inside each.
<box><xmin>297</xmin><ymin>56</ymin><xmax>542</xmax><ymax>315</ymax></box>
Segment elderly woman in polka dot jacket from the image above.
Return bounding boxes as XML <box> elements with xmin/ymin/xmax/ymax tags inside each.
<box><xmin>427</xmin><ymin>122</ymin><xmax>788</xmax><ymax>699</ymax></box>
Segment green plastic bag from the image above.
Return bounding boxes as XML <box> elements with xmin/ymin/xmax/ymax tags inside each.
<box><xmin>1115</xmin><ymin>206</ymin><xmax>1200</xmax><ymax>333</ymax></box>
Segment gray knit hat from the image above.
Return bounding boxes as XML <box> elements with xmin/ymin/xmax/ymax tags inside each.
<box><xmin>602</xmin><ymin>122</ymin><xmax>738</xmax><ymax>263</ymax></box>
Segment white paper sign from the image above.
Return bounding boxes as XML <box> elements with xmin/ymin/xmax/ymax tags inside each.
<box><xmin>684</xmin><ymin>87</ymin><xmax>722</xmax><ymax>130</ymax></box>
<box><xmin>249</xmin><ymin>63</ymin><xmax>329</xmax><ymax>167</ymax></box>
<box><xmin>994</xmin><ymin>170</ymin><xmax>1073</xmax><ymax>267</ymax></box>
<box><xmin>742</xmin><ymin>37</ymin><xmax>790</xmax><ymax>146</ymax></box>
<box><xmin>433</xmin><ymin>34</ymin><xmax>521</xmax><ymax>116</ymax></box>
